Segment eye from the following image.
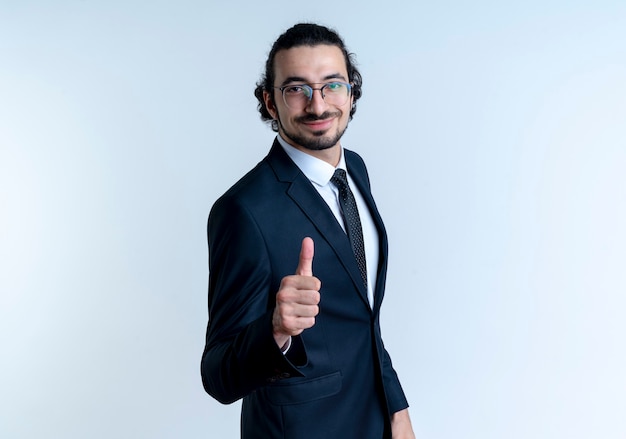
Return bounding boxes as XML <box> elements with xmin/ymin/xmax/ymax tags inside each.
<box><xmin>284</xmin><ymin>85</ymin><xmax>302</xmax><ymax>94</ymax></box>
<box><xmin>284</xmin><ymin>85</ymin><xmax>310</xmax><ymax>97</ymax></box>
<box><xmin>325</xmin><ymin>82</ymin><xmax>345</xmax><ymax>93</ymax></box>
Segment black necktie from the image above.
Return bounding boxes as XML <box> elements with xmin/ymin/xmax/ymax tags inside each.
<box><xmin>331</xmin><ymin>169</ymin><xmax>367</xmax><ymax>288</ymax></box>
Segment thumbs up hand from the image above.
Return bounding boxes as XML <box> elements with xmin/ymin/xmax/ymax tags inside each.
<box><xmin>272</xmin><ymin>237</ymin><xmax>321</xmax><ymax>349</ymax></box>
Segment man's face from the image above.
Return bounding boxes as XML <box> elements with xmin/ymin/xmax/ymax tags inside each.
<box><xmin>264</xmin><ymin>44</ymin><xmax>353</xmax><ymax>153</ymax></box>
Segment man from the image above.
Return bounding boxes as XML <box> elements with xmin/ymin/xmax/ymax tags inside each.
<box><xmin>201</xmin><ymin>23</ymin><xmax>415</xmax><ymax>438</ymax></box>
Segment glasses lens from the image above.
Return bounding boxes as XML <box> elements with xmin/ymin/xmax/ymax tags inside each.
<box><xmin>323</xmin><ymin>82</ymin><xmax>350</xmax><ymax>106</ymax></box>
<box><xmin>281</xmin><ymin>83</ymin><xmax>351</xmax><ymax>109</ymax></box>
<box><xmin>282</xmin><ymin>85</ymin><xmax>311</xmax><ymax>109</ymax></box>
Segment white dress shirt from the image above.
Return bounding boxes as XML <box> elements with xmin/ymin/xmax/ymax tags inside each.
<box><xmin>277</xmin><ymin>135</ymin><xmax>379</xmax><ymax>308</ymax></box>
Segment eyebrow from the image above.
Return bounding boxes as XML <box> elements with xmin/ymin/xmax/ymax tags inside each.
<box><xmin>279</xmin><ymin>73</ymin><xmax>348</xmax><ymax>87</ymax></box>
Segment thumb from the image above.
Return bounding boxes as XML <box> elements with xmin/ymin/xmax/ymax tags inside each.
<box><xmin>295</xmin><ymin>237</ymin><xmax>314</xmax><ymax>276</ymax></box>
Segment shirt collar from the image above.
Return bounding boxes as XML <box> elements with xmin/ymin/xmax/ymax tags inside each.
<box><xmin>276</xmin><ymin>135</ymin><xmax>346</xmax><ymax>187</ymax></box>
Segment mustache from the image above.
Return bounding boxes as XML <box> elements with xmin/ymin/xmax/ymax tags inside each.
<box><xmin>295</xmin><ymin>111</ymin><xmax>341</xmax><ymax>123</ymax></box>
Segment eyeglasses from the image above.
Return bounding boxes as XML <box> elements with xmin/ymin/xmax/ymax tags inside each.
<box><xmin>274</xmin><ymin>82</ymin><xmax>352</xmax><ymax>110</ymax></box>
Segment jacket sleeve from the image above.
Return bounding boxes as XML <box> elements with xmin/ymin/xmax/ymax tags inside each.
<box><xmin>381</xmin><ymin>343</ymin><xmax>409</xmax><ymax>414</ymax></box>
<box><xmin>201</xmin><ymin>194</ymin><xmax>306</xmax><ymax>404</ymax></box>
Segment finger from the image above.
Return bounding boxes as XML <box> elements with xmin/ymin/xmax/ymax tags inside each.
<box><xmin>295</xmin><ymin>237</ymin><xmax>314</xmax><ymax>277</ymax></box>
<box><xmin>295</xmin><ymin>303</ymin><xmax>320</xmax><ymax>318</ymax></box>
<box><xmin>275</xmin><ymin>285</ymin><xmax>319</xmax><ymax>305</ymax></box>
<box><xmin>284</xmin><ymin>315</ymin><xmax>317</xmax><ymax>333</ymax></box>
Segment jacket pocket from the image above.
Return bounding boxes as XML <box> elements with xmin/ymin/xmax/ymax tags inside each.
<box><xmin>265</xmin><ymin>371</ymin><xmax>342</xmax><ymax>406</ymax></box>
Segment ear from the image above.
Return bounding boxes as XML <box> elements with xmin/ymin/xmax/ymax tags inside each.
<box><xmin>263</xmin><ymin>90</ymin><xmax>278</xmax><ymax>120</ymax></box>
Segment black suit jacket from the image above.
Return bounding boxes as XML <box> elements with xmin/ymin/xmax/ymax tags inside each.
<box><xmin>201</xmin><ymin>140</ymin><xmax>408</xmax><ymax>438</ymax></box>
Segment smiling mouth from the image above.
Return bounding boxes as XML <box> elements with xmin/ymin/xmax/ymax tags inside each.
<box><xmin>303</xmin><ymin>118</ymin><xmax>333</xmax><ymax>129</ymax></box>
<box><xmin>297</xmin><ymin>112</ymin><xmax>339</xmax><ymax>131</ymax></box>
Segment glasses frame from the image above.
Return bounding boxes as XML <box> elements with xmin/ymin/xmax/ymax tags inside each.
<box><xmin>273</xmin><ymin>82</ymin><xmax>353</xmax><ymax>110</ymax></box>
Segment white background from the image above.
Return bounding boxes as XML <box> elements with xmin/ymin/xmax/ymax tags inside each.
<box><xmin>1</xmin><ymin>1</ymin><xmax>625</xmax><ymax>438</ymax></box>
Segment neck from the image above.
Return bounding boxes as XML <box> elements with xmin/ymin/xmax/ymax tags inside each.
<box><xmin>293</xmin><ymin>144</ymin><xmax>341</xmax><ymax>167</ymax></box>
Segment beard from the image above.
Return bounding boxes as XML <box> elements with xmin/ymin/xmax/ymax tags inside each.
<box><xmin>277</xmin><ymin>110</ymin><xmax>349</xmax><ymax>151</ymax></box>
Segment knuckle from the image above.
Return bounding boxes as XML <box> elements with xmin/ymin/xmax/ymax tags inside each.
<box><xmin>283</xmin><ymin>316</ymin><xmax>296</xmax><ymax>330</ymax></box>
<box><xmin>276</xmin><ymin>287</ymin><xmax>296</xmax><ymax>302</ymax></box>
<box><xmin>279</xmin><ymin>275</ymin><xmax>296</xmax><ymax>288</ymax></box>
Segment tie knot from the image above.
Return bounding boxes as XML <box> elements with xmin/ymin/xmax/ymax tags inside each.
<box><xmin>331</xmin><ymin>168</ymin><xmax>349</xmax><ymax>189</ymax></box>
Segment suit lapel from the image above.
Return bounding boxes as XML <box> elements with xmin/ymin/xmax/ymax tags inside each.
<box><xmin>345</xmin><ymin>151</ymin><xmax>389</xmax><ymax>314</ymax></box>
<box><xmin>267</xmin><ymin>141</ymin><xmax>371</xmax><ymax>309</ymax></box>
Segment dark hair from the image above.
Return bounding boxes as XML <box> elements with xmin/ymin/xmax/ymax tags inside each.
<box><xmin>254</xmin><ymin>23</ymin><xmax>363</xmax><ymax>132</ymax></box>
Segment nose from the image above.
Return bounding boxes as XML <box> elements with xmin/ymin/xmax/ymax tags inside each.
<box><xmin>305</xmin><ymin>88</ymin><xmax>328</xmax><ymax>115</ymax></box>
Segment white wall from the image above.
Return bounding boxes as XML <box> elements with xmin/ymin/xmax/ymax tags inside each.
<box><xmin>1</xmin><ymin>1</ymin><xmax>624</xmax><ymax>438</ymax></box>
